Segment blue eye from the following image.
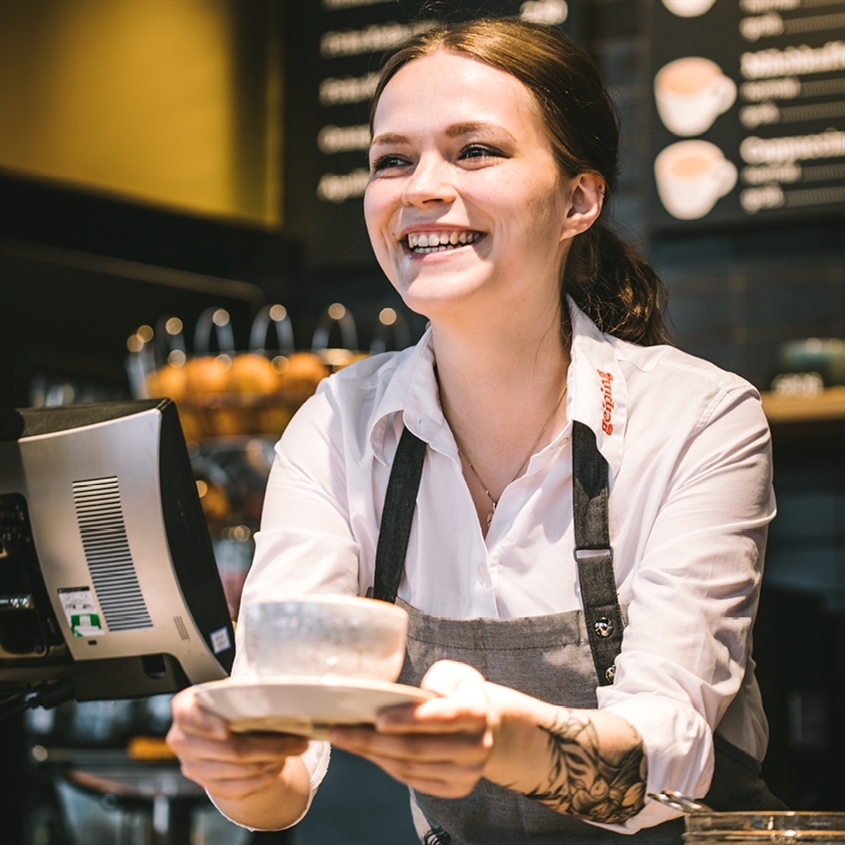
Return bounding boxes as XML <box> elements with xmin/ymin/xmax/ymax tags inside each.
<box><xmin>460</xmin><ymin>144</ymin><xmax>502</xmax><ymax>160</ymax></box>
<box><xmin>371</xmin><ymin>154</ymin><xmax>408</xmax><ymax>172</ymax></box>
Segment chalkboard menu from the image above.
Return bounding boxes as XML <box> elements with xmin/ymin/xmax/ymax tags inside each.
<box><xmin>281</xmin><ymin>0</ymin><xmax>584</xmax><ymax>270</ymax></box>
<box><xmin>648</xmin><ymin>0</ymin><xmax>845</xmax><ymax>229</ymax></box>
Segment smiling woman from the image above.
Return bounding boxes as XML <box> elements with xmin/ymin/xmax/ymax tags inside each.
<box><xmin>367</xmin><ymin>19</ymin><xmax>668</xmax><ymax>347</ymax></box>
<box><xmin>168</xmin><ymin>18</ymin><xmax>784</xmax><ymax>845</ymax></box>
<box><xmin>364</xmin><ymin>51</ymin><xmax>582</xmax><ymax>332</ymax></box>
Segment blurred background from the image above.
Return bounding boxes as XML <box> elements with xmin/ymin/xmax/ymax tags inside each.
<box><xmin>1</xmin><ymin>0</ymin><xmax>842</xmax><ymax>843</ymax></box>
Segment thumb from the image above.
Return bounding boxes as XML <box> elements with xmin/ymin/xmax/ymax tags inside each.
<box><xmin>420</xmin><ymin>659</ymin><xmax>486</xmax><ymax>698</ymax></box>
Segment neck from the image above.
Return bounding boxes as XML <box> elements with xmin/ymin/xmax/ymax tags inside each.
<box><xmin>431</xmin><ymin>296</ymin><xmax>570</xmax><ymax>422</ymax></box>
<box><xmin>431</xmin><ymin>295</ymin><xmax>571</xmax><ymax>509</ymax></box>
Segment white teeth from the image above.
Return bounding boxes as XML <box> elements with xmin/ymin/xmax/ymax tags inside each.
<box><xmin>406</xmin><ymin>231</ymin><xmax>481</xmax><ymax>250</ymax></box>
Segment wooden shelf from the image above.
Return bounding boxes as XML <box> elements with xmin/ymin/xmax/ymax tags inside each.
<box><xmin>761</xmin><ymin>386</ymin><xmax>845</xmax><ymax>424</ymax></box>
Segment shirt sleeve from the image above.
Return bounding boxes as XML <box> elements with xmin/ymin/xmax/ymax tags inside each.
<box><xmin>595</xmin><ymin>384</ymin><xmax>775</xmax><ymax>832</ymax></box>
<box><xmin>231</xmin><ymin>382</ymin><xmax>362</xmax><ymax>806</ymax></box>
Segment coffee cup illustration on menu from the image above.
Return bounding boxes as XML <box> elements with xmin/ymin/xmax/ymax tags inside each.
<box><xmin>662</xmin><ymin>0</ymin><xmax>716</xmax><ymax>16</ymax></box>
<box><xmin>655</xmin><ymin>140</ymin><xmax>737</xmax><ymax>220</ymax></box>
<box><xmin>654</xmin><ymin>57</ymin><xmax>736</xmax><ymax>137</ymax></box>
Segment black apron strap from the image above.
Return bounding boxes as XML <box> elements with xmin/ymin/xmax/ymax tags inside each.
<box><xmin>572</xmin><ymin>420</ymin><xmax>625</xmax><ymax>687</ymax></box>
<box><xmin>372</xmin><ymin>426</ymin><xmax>427</xmax><ymax>604</ymax></box>
<box><xmin>371</xmin><ymin>420</ymin><xmax>627</xmax><ymax>690</ymax></box>
<box><xmin>570</xmin><ymin>427</ymin><xmax>784</xmax><ymax>809</ymax></box>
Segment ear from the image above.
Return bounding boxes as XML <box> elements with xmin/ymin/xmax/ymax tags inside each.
<box><xmin>559</xmin><ymin>172</ymin><xmax>605</xmax><ymax>242</ymax></box>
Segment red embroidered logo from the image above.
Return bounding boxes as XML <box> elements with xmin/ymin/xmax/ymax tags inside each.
<box><xmin>598</xmin><ymin>369</ymin><xmax>614</xmax><ymax>435</ymax></box>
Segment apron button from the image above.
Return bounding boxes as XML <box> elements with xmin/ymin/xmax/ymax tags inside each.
<box><xmin>594</xmin><ymin>617</ymin><xmax>613</xmax><ymax>637</ymax></box>
<box><xmin>605</xmin><ymin>664</ymin><xmax>616</xmax><ymax>683</ymax></box>
<box><xmin>476</xmin><ymin>563</ymin><xmax>486</xmax><ymax>580</ymax></box>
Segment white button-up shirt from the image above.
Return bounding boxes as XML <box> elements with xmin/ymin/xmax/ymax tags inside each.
<box><xmin>234</xmin><ymin>299</ymin><xmax>775</xmax><ymax>833</ymax></box>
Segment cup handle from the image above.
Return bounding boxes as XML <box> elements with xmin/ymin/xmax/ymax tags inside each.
<box><xmin>717</xmin><ymin>75</ymin><xmax>737</xmax><ymax>114</ymax></box>
<box><xmin>719</xmin><ymin>159</ymin><xmax>738</xmax><ymax>197</ymax></box>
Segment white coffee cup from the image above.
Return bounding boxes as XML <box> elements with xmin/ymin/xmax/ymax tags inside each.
<box><xmin>655</xmin><ymin>56</ymin><xmax>736</xmax><ymax>137</ymax></box>
<box><xmin>243</xmin><ymin>594</ymin><xmax>409</xmax><ymax>683</ymax></box>
<box><xmin>662</xmin><ymin>0</ymin><xmax>716</xmax><ymax>17</ymax></box>
<box><xmin>654</xmin><ymin>140</ymin><xmax>737</xmax><ymax>220</ymax></box>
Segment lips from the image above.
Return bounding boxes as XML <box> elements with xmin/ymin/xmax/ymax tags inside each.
<box><xmin>405</xmin><ymin>231</ymin><xmax>484</xmax><ymax>253</ymax></box>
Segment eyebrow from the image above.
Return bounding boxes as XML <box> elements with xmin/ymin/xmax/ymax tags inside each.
<box><xmin>370</xmin><ymin>121</ymin><xmax>517</xmax><ymax>148</ymax></box>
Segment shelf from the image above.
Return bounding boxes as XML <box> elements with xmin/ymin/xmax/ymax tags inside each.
<box><xmin>761</xmin><ymin>386</ymin><xmax>845</xmax><ymax>424</ymax></box>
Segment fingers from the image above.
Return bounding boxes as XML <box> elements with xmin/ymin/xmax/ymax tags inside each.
<box><xmin>330</xmin><ymin>726</ymin><xmax>487</xmax><ymax>798</ymax></box>
<box><xmin>329</xmin><ymin>659</ymin><xmax>496</xmax><ymax>798</ymax></box>
<box><xmin>168</xmin><ymin>725</ymin><xmax>308</xmax><ymax>765</ymax></box>
<box><xmin>331</xmin><ymin>724</ymin><xmax>490</xmax><ymax>764</ymax></box>
<box><xmin>178</xmin><ymin>756</ymin><xmax>280</xmax><ymax>795</ymax></box>
<box><xmin>375</xmin><ymin>699</ymin><xmax>486</xmax><ymax>734</ymax></box>
<box><xmin>420</xmin><ymin>659</ymin><xmax>486</xmax><ymax>698</ymax></box>
<box><xmin>376</xmin><ymin>660</ymin><xmax>492</xmax><ymax>735</ymax></box>
<box><xmin>168</xmin><ymin>726</ymin><xmax>308</xmax><ymax>797</ymax></box>
<box><xmin>167</xmin><ymin>686</ymin><xmax>309</xmax><ymax>797</ymax></box>
<box><xmin>170</xmin><ymin>687</ymin><xmax>229</xmax><ymax>741</ymax></box>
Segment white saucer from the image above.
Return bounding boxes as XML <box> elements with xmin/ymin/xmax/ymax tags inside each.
<box><xmin>193</xmin><ymin>676</ymin><xmax>434</xmax><ymax>739</ymax></box>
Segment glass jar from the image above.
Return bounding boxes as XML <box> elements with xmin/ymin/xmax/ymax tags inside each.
<box><xmin>684</xmin><ymin>812</ymin><xmax>845</xmax><ymax>843</ymax></box>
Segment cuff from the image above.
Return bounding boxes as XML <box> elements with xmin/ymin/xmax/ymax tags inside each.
<box><xmin>594</xmin><ymin>694</ymin><xmax>715</xmax><ymax>833</ymax></box>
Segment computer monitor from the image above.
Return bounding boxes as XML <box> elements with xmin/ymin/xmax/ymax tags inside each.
<box><xmin>0</xmin><ymin>399</ymin><xmax>234</xmax><ymax>709</ymax></box>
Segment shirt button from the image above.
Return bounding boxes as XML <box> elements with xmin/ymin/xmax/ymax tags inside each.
<box><xmin>476</xmin><ymin>563</ymin><xmax>486</xmax><ymax>580</ymax></box>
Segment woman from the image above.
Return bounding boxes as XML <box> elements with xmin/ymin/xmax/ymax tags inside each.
<box><xmin>168</xmin><ymin>19</ymin><xmax>781</xmax><ymax>843</ymax></box>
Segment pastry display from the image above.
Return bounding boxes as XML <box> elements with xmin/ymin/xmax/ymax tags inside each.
<box><xmin>127</xmin><ymin>303</ymin><xmax>364</xmax><ymax>441</ymax></box>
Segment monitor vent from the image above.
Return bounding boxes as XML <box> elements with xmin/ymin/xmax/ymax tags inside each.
<box><xmin>173</xmin><ymin>616</ymin><xmax>190</xmax><ymax>641</ymax></box>
<box><xmin>72</xmin><ymin>477</ymin><xmax>152</xmax><ymax>632</ymax></box>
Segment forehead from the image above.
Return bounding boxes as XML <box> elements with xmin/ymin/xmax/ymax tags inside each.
<box><xmin>372</xmin><ymin>51</ymin><xmax>545</xmax><ymax>138</ymax></box>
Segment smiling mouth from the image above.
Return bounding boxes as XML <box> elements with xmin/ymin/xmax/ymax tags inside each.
<box><xmin>405</xmin><ymin>231</ymin><xmax>484</xmax><ymax>254</ymax></box>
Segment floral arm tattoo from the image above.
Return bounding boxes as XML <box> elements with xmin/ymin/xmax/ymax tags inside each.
<box><xmin>516</xmin><ymin>711</ymin><xmax>647</xmax><ymax>824</ymax></box>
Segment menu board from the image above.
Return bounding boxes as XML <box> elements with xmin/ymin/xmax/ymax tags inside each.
<box><xmin>281</xmin><ymin>0</ymin><xmax>583</xmax><ymax>270</ymax></box>
<box><xmin>648</xmin><ymin>0</ymin><xmax>845</xmax><ymax>229</ymax></box>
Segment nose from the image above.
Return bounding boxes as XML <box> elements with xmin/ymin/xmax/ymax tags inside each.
<box><xmin>401</xmin><ymin>154</ymin><xmax>456</xmax><ymax>208</ymax></box>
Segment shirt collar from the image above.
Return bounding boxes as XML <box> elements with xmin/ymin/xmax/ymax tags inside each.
<box><xmin>367</xmin><ymin>328</ymin><xmax>455</xmax><ymax>464</ymax></box>
<box><xmin>368</xmin><ymin>299</ymin><xmax>628</xmax><ymax>476</ymax></box>
<box><xmin>566</xmin><ymin>296</ymin><xmax>627</xmax><ymax>477</ymax></box>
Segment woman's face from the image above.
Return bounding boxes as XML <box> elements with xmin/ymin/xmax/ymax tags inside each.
<box><xmin>365</xmin><ymin>51</ymin><xmax>578</xmax><ymax>322</ymax></box>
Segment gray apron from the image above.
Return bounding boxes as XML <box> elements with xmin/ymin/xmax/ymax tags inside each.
<box><xmin>370</xmin><ymin>422</ymin><xmax>783</xmax><ymax>845</ymax></box>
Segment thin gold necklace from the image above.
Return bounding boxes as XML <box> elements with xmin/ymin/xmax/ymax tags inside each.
<box><xmin>449</xmin><ymin>383</ymin><xmax>567</xmax><ymax>529</ymax></box>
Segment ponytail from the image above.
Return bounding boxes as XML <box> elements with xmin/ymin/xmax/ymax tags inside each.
<box><xmin>565</xmin><ymin>221</ymin><xmax>669</xmax><ymax>347</ymax></box>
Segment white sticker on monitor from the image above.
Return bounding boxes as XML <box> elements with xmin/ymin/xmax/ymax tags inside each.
<box><xmin>210</xmin><ymin>626</ymin><xmax>231</xmax><ymax>655</ymax></box>
<box><xmin>58</xmin><ymin>587</ymin><xmax>105</xmax><ymax>637</ymax></box>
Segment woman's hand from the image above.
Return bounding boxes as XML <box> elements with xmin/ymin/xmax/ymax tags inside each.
<box><xmin>167</xmin><ymin>686</ymin><xmax>311</xmax><ymax>829</ymax></box>
<box><xmin>330</xmin><ymin>659</ymin><xmax>647</xmax><ymax>823</ymax></box>
<box><xmin>329</xmin><ymin>660</ymin><xmax>498</xmax><ymax>798</ymax></box>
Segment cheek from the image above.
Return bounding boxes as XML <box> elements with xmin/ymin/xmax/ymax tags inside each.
<box><xmin>524</xmin><ymin>183</ymin><xmax>567</xmax><ymax>239</ymax></box>
<box><xmin>363</xmin><ymin>190</ymin><xmax>388</xmax><ymax>247</ymax></box>
<box><xmin>362</xmin><ymin>188</ymin><xmax>378</xmax><ymax>229</ymax></box>
<box><xmin>363</xmin><ymin>188</ymin><xmax>401</xmax><ymax>280</ymax></box>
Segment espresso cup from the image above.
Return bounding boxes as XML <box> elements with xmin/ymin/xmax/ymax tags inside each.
<box><xmin>243</xmin><ymin>594</ymin><xmax>409</xmax><ymax>683</ymax></box>
<box><xmin>654</xmin><ymin>140</ymin><xmax>737</xmax><ymax>220</ymax></box>
<box><xmin>655</xmin><ymin>56</ymin><xmax>736</xmax><ymax>137</ymax></box>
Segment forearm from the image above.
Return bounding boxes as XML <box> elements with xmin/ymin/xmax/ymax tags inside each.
<box><xmin>210</xmin><ymin>754</ymin><xmax>312</xmax><ymax>831</ymax></box>
<box><xmin>484</xmin><ymin>684</ymin><xmax>647</xmax><ymax>824</ymax></box>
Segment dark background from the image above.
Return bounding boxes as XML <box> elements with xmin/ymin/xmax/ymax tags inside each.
<box><xmin>1</xmin><ymin>0</ymin><xmax>843</xmax><ymax>842</ymax></box>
